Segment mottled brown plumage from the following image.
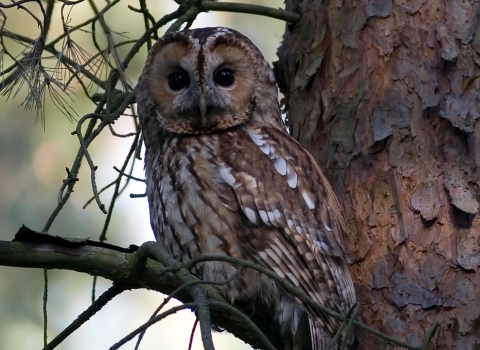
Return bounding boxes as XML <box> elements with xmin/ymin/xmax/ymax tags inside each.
<box><xmin>137</xmin><ymin>27</ymin><xmax>356</xmax><ymax>349</ymax></box>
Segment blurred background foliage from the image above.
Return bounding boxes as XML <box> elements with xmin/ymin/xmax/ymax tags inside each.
<box><xmin>0</xmin><ymin>1</ymin><xmax>285</xmax><ymax>349</ymax></box>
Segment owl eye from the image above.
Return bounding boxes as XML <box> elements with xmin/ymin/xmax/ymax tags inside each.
<box><xmin>168</xmin><ymin>71</ymin><xmax>190</xmax><ymax>91</ymax></box>
<box><xmin>214</xmin><ymin>68</ymin><xmax>235</xmax><ymax>87</ymax></box>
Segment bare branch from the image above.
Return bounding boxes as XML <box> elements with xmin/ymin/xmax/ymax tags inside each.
<box><xmin>109</xmin><ymin>303</ymin><xmax>196</xmax><ymax>350</ymax></box>
<box><xmin>72</xmin><ymin>113</ymin><xmax>107</xmax><ymax>213</ymax></box>
<box><xmin>113</xmin><ymin>166</ymin><xmax>145</xmax><ymax>182</ymax></box>
<box><xmin>43</xmin><ymin>285</ymin><xmax>127</xmax><ymax>350</ymax></box>
<box><xmin>200</xmin><ymin>1</ymin><xmax>301</xmax><ymax>23</ymax></box>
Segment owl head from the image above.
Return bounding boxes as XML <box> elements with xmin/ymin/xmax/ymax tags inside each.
<box><xmin>137</xmin><ymin>27</ymin><xmax>280</xmax><ymax>135</ymax></box>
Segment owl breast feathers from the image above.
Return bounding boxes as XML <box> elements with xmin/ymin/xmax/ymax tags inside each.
<box><xmin>137</xmin><ymin>27</ymin><xmax>356</xmax><ymax>350</ymax></box>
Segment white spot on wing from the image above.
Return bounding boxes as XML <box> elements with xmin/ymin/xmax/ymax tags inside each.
<box><xmin>244</xmin><ymin>207</ymin><xmax>257</xmax><ymax>223</ymax></box>
<box><xmin>273</xmin><ymin>157</ymin><xmax>287</xmax><ymax>175</ymax></box>
<box><xmin>302</xmin><ymin>190</ymin><xmax>316</xmax><ymax>209</ymax></box>
<box><xmin>248</xmin><ymin>131</ymin><xmax>266</xmax><ymax>146</ymax></box>
<box><xmin>315</xmin><ymin>240</ymin><xmax>331</xmax><ymax>254</ymax></box>
<box><xmin>259</xmin><ymin>210</ymin><xmax>269</xmax><ymax>223</ymax></box>
<box><xmin>324</xmin><ymin>223</ymin><xmax>332</xmax><ymax>232</ymax></box>
<box><xmin>273</xmin><ymin>209</ymin><xmax>282</xmax><ymax>220</ymax></box>
<box><xmin>286</xmin><ymin>166</ymin><xmax>298</xmax><ymax>188</ymax></box>
<box><xmin>259</xmin><ymin>143</ymin><xmax>271</xmax><ymax>155</ymax></box>
<box><xmin>219</xmin><ymin>166</ymin><xmax>236</xmax><ymax>186</ymax></box>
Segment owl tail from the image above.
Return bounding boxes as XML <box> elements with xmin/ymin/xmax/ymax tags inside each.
<box><xmin>309</xmin><ymin>320</ymin><xmax>331</xmax><ymax>350</ymax></box>
<box><xmin>309</xmin><ymin>318</ymin><xmax>356</xmax><ymax>350</ymax></box>
<box><xmin>278</xmin><ymin>294</ymin><xmax>356</xmax><ymax>350</ymax></box>
<box><xmin>279</xmin><ymin>294</ymin><xmax>312</xmax><ymax>350</ymax></box>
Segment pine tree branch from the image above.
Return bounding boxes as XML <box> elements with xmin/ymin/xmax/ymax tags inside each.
<box><xmin>0</xmin><ymin>226</ymin><xmax>284</xmax><ymax>350</ymax></box>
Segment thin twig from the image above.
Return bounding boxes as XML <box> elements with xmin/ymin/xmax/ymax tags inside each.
<box><xmin>109</xmin><ymin>303</ymin><xmax>196</xmax><ymax>350</ymax></box>
<box><xmin>98</xmin><ymin>124</ymin><xmax>139</xmax><ymax>241</ymax></box>
<box><xmin>46</xmin><ymin>0</ymin><xmax>122</xmax><ymax>48</ymax></box>
<box><xmin>91</xmin><ymin>275</ymin><xmax>97</xmax><ymax>303</ymax></box>
<box><xmin>120</xmin><ymin>8</ymin><xmax>185</xmax><ymax>69</ymax></box>
<box><xmin>133</xmin><ymin>302</ymin><xmax>165</xmax><ymax>350</ymax></box>
<box><xmin>327</xmin><ymin>302</ymin><xmax>359</xmax><ymax>350</ymax></box>
<box><xmin>188</xmin><ymin>318</ymin><xmax>199</xmax><ymax>350</ymax></box>
<box><xmin>118</xmin><ymin>160</ymin><xmax>137</xmax><ymax>195</ymax></box>
<box><xmin>339</xmin><ymin>303</ymin><xmax>360</xmax><ymax>350</ymax></box>
<box><xmin>43</xmin><ymin>0</ymin><xmax>55</xmax><ymax>36</ymax></box>
<box><xmin>421</xmin><ymin>322</ymin><xmax>439</xmax><ymax>350</ymax></box>
<box><xmin>130</xmin><ymin>192</ymin><xmax>146</xmax><ymax>198</ymax></box>
<box><xmin>113</xmin><ymin>166</ymin><xmax>145</xmax><ymax>182</ymax></box>
<box><xmin>83</xmin><ymin>180</ymin><xmax>116</xmax><ymax>209</ymax></box>
<box><xmin>43</xmin><ymin>284</ymin><xmax>127</xmax><ymax>350</ymax></box>
<box><xmin>87</xmin><ymin>0</ymin><xmax>130</xmax><ymax>90</ymax></box>
<box><xmin>43</xmin><ymin>269</ymin><xmax>48</xmax><ymax>347</ymax></box>
<box><xmin>43</xmin><ymin>117</ymin><xmax>99</xmax><ymax>232</ymax></box>
<box><xmin>166</xmin><ymin>5</ymin><xmax>200</xmax><ymax>34</ymax></box>
<box><xmin>139</xmin><ymin>0</ymin><xmax>154</xmax><ymax>50</ymax></box>
<box><xmin>108</xmin><ymin>123</ymin><xmax>136</xmax><ymax>138</ymax></box>
<box><xmin>0</xmin><ymin>0</ymin><xmax>42</xmax><ymax>8</ymax></box>
<box><xmin>57</xmin><ymin>167</ymin><xmax>79</xmax><ymax>204</ymax></box>
<box><xmin>155</xmin><ymin>267</ymin><xmax>246</xmax><ymax>316</ymax></box>
<box><xmin>73</xmin><ymin>113</ymin><xmax>107</xmax><ymax>213</ymax></box>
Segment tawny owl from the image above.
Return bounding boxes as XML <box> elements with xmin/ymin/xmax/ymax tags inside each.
<box><xmin>137</xmin><ymin>27</ymin><xmax>356</xmax><ymax>350</ymax></box>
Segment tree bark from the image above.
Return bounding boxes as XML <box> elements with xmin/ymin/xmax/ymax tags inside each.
<box><xmin>276</xmin><ymin>1</ymin><xmax>480</xmax><ymax>349</ymax></box>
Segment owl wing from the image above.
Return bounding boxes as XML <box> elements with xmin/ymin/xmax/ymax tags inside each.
<box><xmin>217</xmin><ymin>126</ymin><xmax>355</xmax><ymax>329</ymax></box>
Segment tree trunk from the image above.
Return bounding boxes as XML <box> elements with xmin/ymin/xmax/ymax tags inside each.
<box><xmin>275</xmin><ymin>1</ymin><xmax>480</xmax><ymax>349</ymax></box>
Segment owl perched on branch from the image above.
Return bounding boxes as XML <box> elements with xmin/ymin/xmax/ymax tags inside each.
<box><xmin>137</xmin><ymin>27</ymin><xmax>356</xmax><ymax>350</ymax></box>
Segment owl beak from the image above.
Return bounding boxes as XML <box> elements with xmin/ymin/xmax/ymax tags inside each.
<box><xmin>199</xmin><ymin>94</ymin><xmax>208</xmax><ymax>127</ymax></box>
